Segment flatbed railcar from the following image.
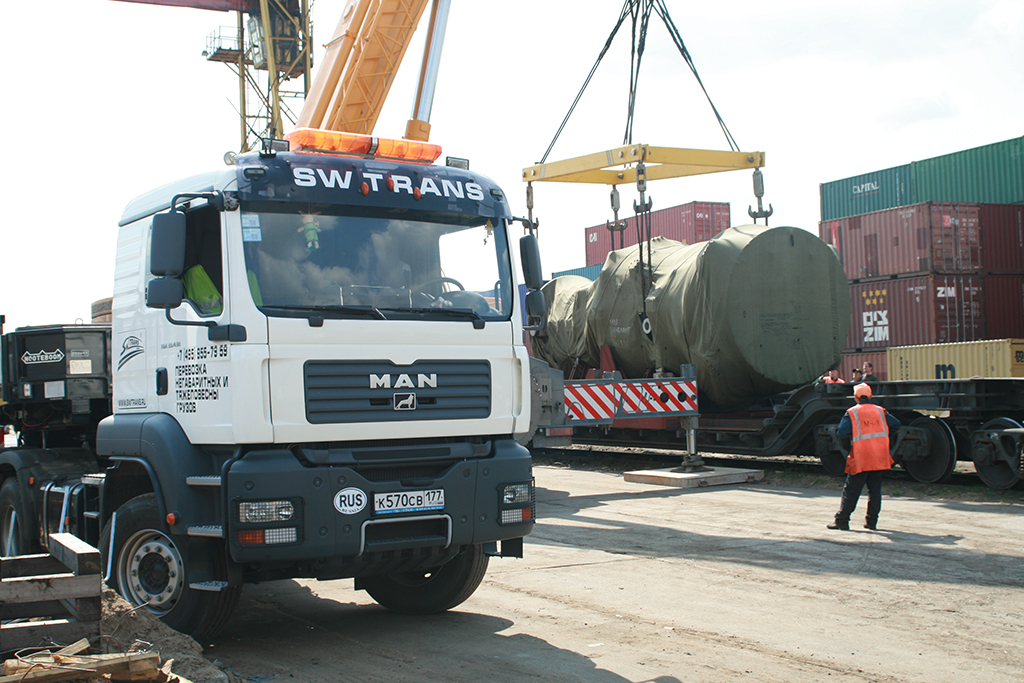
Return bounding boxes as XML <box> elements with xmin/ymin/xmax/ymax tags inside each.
<box><xmin>565</xmin><ymin>379</ymin><xmax>1024</xmax><ymax>490</ymax></box>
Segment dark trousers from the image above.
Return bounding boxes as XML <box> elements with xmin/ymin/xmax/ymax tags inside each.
<box><xmin>835</xmin><ymin>470</ymin><xmax>883</xmax><ymax>525</ymax></box>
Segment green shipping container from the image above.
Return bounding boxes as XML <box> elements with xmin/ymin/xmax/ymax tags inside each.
<box><xmin>819</xmin><ymin>164</ymin><xmax>913</xmax><ymax>221</ymax></box>
<box><xmin>911</xmin><ymin>136</ymin><xmax>1024</xmax><ymax>205</ymax></box>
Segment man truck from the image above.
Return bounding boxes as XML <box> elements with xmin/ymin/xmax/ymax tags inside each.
<box><xmin>0</xmin><ymin>128</ymin><xmax>545</xmax><ymax>641</ymax></box>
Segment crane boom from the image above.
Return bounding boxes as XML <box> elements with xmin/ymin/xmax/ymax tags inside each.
<box><xmin>297</xmin><ymin>0</ymin><xmax>439</xmax><ymax>138</ymax></box>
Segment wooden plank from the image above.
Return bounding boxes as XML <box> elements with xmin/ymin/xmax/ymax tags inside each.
<box><xmin>54</xmin><ymin>638</ymin><xmax>91</xmax><ymax>655</ymax></box>
<box><xmin>0</xmin><ymin>554</ymin><xmax>65</xmax><ymax>579</ymax></box>
<box><xmin>47</xmin><ymin>533</ymin><xmax>101</xmax><ymax>576</ymax></box>
<box><xmin>0</xmin><ymin>598</ymin><xmax>70</xmax><ymax>620</ymax></box>
<box><xmin>0</xmin><ymin>652</ymin><xmax>160</xmax><ymax>682</ymax></box>
<box><xmin>0</xmin><ymin>573</ymin><xmax>99</xmax><ymax>603</ymax></box>
<box><xmin>0</xmin><ymin>618</ymin><xmax>100</xmax><ymax>655</ymax></box>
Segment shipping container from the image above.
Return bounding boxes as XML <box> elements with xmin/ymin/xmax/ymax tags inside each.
<box><xmin>551</xmin><ymin>264</ymin><xmax>603</xmax><ymax>281</ymax></box>
<box><xmin>845</xmin><ymin>274</ymin><xmax>985</xmax><ymax>351</ymax></box>
<box><xmin>887</xmin><ymin>339</ymin><xmax>1024</xmax><ymax>380</ymax></box>
<box><xmin>979</xmin><ymin>204</ymin><xmax>1024</xmax><ymax>273</ymax></box>
<box><xmin>819</xmin><ymin>164</ymin><xmax>912</xmax><ymax>222</ymax></box>
<box><xmin>820</xmin><ymin>202</ymin><xmax>980</xmax><ymax>281</ymax></box>
<box><xmin>839</xmin><ymin>351</ymin><xmax>888</xmax><ymax>382</ymax></box>
<box><xmin>984</xmin><ymin>274</ymin><xmax>1024</xmax><ymax>339</ymax></box>
<box><xmin>912</xmin><ymin>136</ymin><xmax>1024</xmax><ymax>206</ymax></box>
<box><xmin>584</xmin><ymin>201</ymin><xmax>729</xmax><ymax>266</ymax></box>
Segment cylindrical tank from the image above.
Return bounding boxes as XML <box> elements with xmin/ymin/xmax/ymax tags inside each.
<box><xmin>533</xmin><ymin>225</ymin><xmax>851</xmax><ymax>409</ymax></box>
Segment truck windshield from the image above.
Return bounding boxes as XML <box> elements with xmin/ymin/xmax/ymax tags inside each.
<box><xmin>238</xmin><ymin>207</ymin><xmax>513</xmax><ymax>320</ymax></box>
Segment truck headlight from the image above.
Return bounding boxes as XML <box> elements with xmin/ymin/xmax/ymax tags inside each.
<box><xmin>498</xmin><ymin>480</ymin><xmax>535</xmax><ymax>525</ymax></box>
<box><xmin>234</xmin><ymin>498</ymin><xmax>302</xmax><ymax>546</ymax></box>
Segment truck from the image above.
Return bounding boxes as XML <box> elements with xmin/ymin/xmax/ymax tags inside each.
<box><xmin>0</xmin><ymin>128</ymin><xmax>547</xmax><ymax>640</ymax></box>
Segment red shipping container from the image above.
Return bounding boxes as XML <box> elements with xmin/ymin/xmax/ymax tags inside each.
<box><xmin>979</xmin><ymin>204</ymin><xmax>1024</xmax><ymax>273</ymax></box>
<box><xmin>820</xmin><ymin>203</ymin><xmax>981</xmax><ymax>281</ymax></box>
<box><xmin>845</xmin><ymin>275</ymin><xmax>986</xmax><ymax>350</ymax></box>
<box><xmin>585</xmin><ymin>201</ymin><xmax>729</xmax><ymax>266</ymax></box>
<box><xmin>984</xmin><ymin>274</ymin><xmax>1024</xmax><ymax>338</ymax></box>
<box><xmin>839</xmin><ymin>351</ymin><xmax>888</xmax><ymax>382</ymax></box>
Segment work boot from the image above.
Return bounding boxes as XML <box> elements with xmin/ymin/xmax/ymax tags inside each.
<box><xmin>864</xmin><ymin>519</ymin><xmax>877</xmax><ymax>531</ymax></box>
<box><xmin>827</xmin><ymin>521</ymin><xmax>849</xmax><ymax>530</ymax></box>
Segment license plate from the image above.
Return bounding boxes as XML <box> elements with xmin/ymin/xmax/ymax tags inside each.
<box><xmin>374</xmin><ymin>489</ymin><xmax>445</xmax><ymax>515</ymax></box>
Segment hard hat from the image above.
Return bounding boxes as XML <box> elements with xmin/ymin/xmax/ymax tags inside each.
<box><xmin>853</xmin><ymin>383</ymin><xmax>872</xmax><ymax>399</ymax></box>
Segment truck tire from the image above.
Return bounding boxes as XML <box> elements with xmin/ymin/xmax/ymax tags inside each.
<box><xmin>100</xmin><ymin>493</ymin><xmax>241</xmax><ymax>642</ymax></box>
<box><xmin>1</xmin><ymin>478</ymin><xmax>35</xmax><ymax>557</ymax></box>
<box><xmin>362</xmin><ymin>543</ymin><xmax>489</xmax><ymax>615</ymax></box>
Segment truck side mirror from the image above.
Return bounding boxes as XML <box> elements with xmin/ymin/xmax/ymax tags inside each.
<box><xmin>147</xmin><ymin>277</ymin><xmax>184</xmax><ymax>309</ymax></box>
<box><xmin>523</xmin><ymin>289</ymin><xmax>546</xmax><ymax>331</ymax></box>
<box><xmin>151</xmin><ymin>212</ymin><xmax>186</xmax><ymax>276</ymax></box>
<box><xmin>519</xmin><ymin>234</ymin><xmax>543</xmax><ymax>291</ymax></box>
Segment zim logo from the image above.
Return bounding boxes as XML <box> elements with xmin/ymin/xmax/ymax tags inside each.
<box><xmin>118</xmin><ymin>336</ymin><xmax>144</xmax><ymax>370</ymax></box>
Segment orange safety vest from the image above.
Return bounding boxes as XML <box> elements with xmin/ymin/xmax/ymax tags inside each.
<box><xmin>845</xmin><ymin>402</ymin><xmax>895</xmax><ymax>474</ymax></box>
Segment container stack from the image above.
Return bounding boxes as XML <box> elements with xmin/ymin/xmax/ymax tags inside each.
<box><xmin>819</xmin><ymin>136</ymin><xmax>1024</xmax><ymax>380</ymax></box>
<box><xmin>584</xmin><ymin>201</ymin><xmax>730</xmax><ymax>267</ymax></box>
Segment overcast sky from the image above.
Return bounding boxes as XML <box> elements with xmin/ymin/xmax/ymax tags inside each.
<box><xmin>3</xmin><ymin>0</ymin><xmax>1022</xmax><ymax>328</ymax></box>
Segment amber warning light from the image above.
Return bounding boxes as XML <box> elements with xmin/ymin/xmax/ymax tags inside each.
<box><xmin>286</xmin><ymin>128</ymin><xmax>443</xmax><ymax>163</ymax></box>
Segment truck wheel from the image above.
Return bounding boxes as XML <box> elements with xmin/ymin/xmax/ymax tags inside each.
<box><xmin>1</xmin><ymin>478</ymin><xmax>35</xmax><ymax>557</ymax></box>
<box><xmin>101</xmin><ymin>493</ymin><xmax>241</xmax><ymax>642</ymax></box>
<box><xmin>362</xmin><ymin>544</ymin><xmax>489</xmax><ymax>615</ymax></box>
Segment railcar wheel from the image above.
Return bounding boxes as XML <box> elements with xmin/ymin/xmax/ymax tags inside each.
<box><xmin>1</xmin><ymin>478</ymin><xmax>34</xmax><ymax>557</ymax></box>
<box><xmin>362</xmin><ymin>543</ymin><xmax>489</xmax><ymax>615</ymax></box>
<box><xmin>972</xmin><ymin>418</ymin><xmax>1023</xmax><ymax>490</ymax></box>
<box><xmin>902</xmin><ymin>417</ymin><xmax>957</xmax><ymax>484</ymax></box>
<box><xmin>101</xmin><ymin>494</ymin><xmax>241</xmax><ymax>642</ymax></box>
<box><xmin>819</xmin><ymin>452</ymin><xmax>847</xmax><ymax>477</ymax></box>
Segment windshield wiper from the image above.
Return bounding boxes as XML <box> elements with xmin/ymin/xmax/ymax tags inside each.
<box><xmin>376</xmin><ymin>306</ymin><xmax>487</xmax><ymax>328</ymax></box>
<box><xmin>261</xmin><ymin>304</ymin><xmax>387</xmax><ymax>320</ymax></box>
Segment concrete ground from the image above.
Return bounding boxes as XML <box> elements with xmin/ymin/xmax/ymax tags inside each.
<box><xmin>208</xmin><ymin>465</ymin><xmax>1024</xmax><ymax>682</ymax></box>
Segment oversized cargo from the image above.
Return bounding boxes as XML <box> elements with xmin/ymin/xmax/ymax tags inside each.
<box><xmin>584</xmin><ymin>201</ymin><xmax>730</xmax><ymax>266</ymax></box>
<box><xmin>983</xmin><ymin>274</ymin><xmax>1024</xmax><ymax>339</ymax></box>
<box><xmin>979</xmin><ymin>204</ymin><xmax>1024</xmax><ymax>273</ymax></box>
<box><xmin>887</xmin><ymin>339</ymin><xmax>1024</xmax><ymax>380</ymax></box>
<box><xmin>846</xmin><ymin>274</ymin><xmax>985</xmax><ymax>351</ymax></box>
<box><xmin>533</xmin><ymin>225</ymin><xmax>851</xmax><ymax>409</ymax></box>
<box><xmin>839</xmin><ymin>351</ymin><xmax>888</xmax><ymax>382</ymax></box>
<box><xmin>820</xmin><ymin>203</ymin><xmax>981</xmax><ymax>281</ymax></box>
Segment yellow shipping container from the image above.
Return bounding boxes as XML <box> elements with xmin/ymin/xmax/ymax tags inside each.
<box><xmin>887</xmin><ymin>339</ymin><xmax>1024</xmax><ymax>380</ymax></box>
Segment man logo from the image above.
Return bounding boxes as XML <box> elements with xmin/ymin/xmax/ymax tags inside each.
<box><xmin>394</xmin><ymin>393</ymin><xmax>417</xmax><ymax>410</ymax></box>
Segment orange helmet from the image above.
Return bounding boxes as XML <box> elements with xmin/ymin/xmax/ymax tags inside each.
<box><xmin>853</xmin><ymin>383</ymin><xmax>872</xmax><ymax>399</ymax></box>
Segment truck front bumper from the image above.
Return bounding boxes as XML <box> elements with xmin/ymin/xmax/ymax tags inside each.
<box><xmin>224</xmin><ymin>437</ymin><xmax>534</xmax><ymax>574</ymax></box>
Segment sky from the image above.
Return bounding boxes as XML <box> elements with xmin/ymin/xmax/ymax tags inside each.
<box><xmin>2</xmin><ymin>0</ymin><xmax>1022</xmax><ymax>329</ymax></box>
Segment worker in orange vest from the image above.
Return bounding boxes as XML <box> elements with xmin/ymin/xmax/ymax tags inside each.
<box><xmin>828</xmin><ymin>383</ymin><xmax>901</xmax><ymax>531</ymax></box>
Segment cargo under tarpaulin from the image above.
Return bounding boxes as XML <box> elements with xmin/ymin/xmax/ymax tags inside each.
<box><xmin>846</xmin><ymin>275</ymin><xmax>986</xmax><ymax>351</ymax></box>
<box><xmin>532</xmin><ymin>226</ymin><xmax>850</xmax><ymax>409</ymax></box>
<box><xmin>584</xmin><ymin>201</ymin><xmax>730</xmax><ymax>267</ymax></box>
<box><xmin>820</xmin><ymin>202</ymin><xmax>981</xmax><ymax>281</ymax></box>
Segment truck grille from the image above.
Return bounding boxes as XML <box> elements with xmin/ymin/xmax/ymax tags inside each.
<box><xmin>304</xmin><ymin>360</ymin><xmax>491</xmax><ymax>424</ymax></box>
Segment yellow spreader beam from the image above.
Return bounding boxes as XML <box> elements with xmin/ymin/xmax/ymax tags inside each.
<box><xmin>522</xmin><ymin>145</ymin><xmax>765</xmax><ymax>185</ymax></box>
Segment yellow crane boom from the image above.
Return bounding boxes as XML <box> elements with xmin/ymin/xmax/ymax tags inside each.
<box><xmin>297</xmin><ymin>0</ymin><xmax>448</xmax><ymax>141</ymax></box>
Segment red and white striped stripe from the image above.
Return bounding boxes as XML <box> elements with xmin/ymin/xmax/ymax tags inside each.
<box><xmin>617</xmin><ymin>380</ymin><xmax>697</xmax><ymax>416</ymax></box>
<box><xmin>564</xmin><ymin>383</ymin><xmax>618</xmax><ymax>422</ymax></box>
